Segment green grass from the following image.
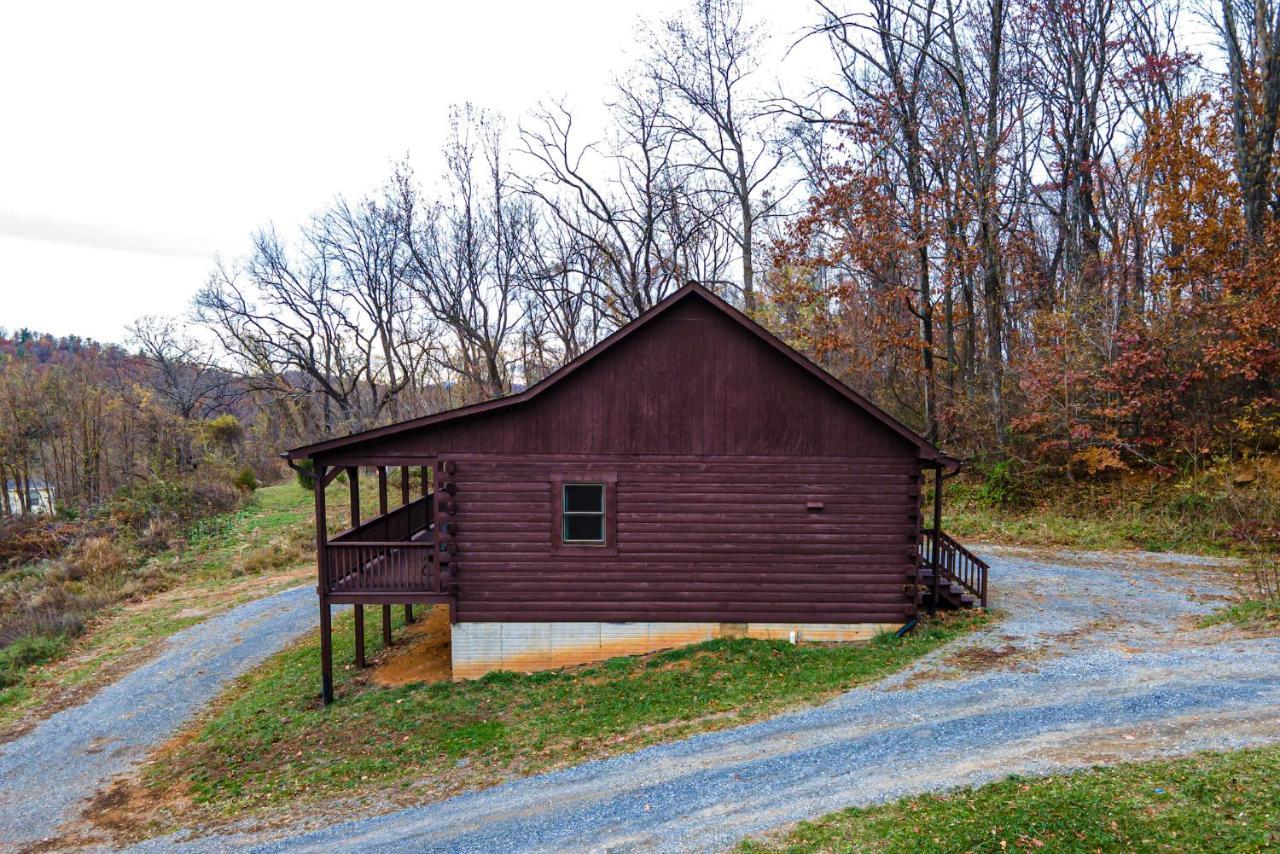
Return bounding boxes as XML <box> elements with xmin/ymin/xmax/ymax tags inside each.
<box><xmin>937</xmin><ymin>476</ymin><xmax>1268</xmax><ymax>555</ymax></box>
<box><xmin>1199</xmin><ymin>598</ymin><xmax>1280</xmax><ymax>631</ymax></box>
<box><xmin>0</xmin><ymin>634</ymin><xmax>69</xmax><ymax>688</ymax></box>
<box><xmin>739</xmin><ymin>744</ymin><xmax>1280</xmax><ymax>852</ymax></box>
<box><xmin>147</xmin><ymin>611</ymin><xmax>989</xmax><ymax>817</ymax></box>
<box><xmin>0</xmin><ymin>481</ymin><xmax>318</xmax><ymax>738</ymax></box>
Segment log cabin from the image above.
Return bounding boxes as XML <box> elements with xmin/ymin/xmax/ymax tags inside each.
<box><xmin>283</xmin><ymin>282</ymin><xmax>988</xmax><ymax>703</ymax></box>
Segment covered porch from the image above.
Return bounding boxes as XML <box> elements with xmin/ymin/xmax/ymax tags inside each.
<box><xmin>300</xmin><ymin>458</ymin><xmax>457</xmax><ymax>704</ymax></box>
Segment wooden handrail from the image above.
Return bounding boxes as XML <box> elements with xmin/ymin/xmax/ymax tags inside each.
<box><xmin>330</xmin><ymin>494</ymin><xmax>432</xmax><ymax>544</ymax></box>
<box><xmin>921</xmin><ymin>528</ymin><xmax>989</xmax><ymax>608</ymax></box>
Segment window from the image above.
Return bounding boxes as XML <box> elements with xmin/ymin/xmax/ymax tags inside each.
<box><xmin>551</xmin><ymin>472</ymin><xmax>617</xmax><ymax>554</ymax></box>
<box><xmin>562</xmin><ymin>483</ymin><xmax>605</xmax><ymax>543</ymax></box>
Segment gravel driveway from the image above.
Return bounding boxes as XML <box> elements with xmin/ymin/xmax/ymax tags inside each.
<box><xmin>147</xmin><ymin>548</ymin><xmax>1280</xmax><ymax>853</ymax></box>
<box><xmin>0</xmin><ymin>584</ymin><xmax>317</xmax><ymax>849</ymax></box>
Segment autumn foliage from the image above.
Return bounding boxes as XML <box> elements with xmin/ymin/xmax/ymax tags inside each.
<box><xmin>770</xmin><ymin>75</ymin><xmax>1280</xmax><ymax>477</ymax></box>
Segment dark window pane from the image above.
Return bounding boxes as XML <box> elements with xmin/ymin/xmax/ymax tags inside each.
<box><xmin>563</xmin><ymin>483</ymin><xmax>603</xmax><ymax>513</ymax></box>
<box><xmin>563</xmin><ymin>514</ymin><xmax>604</xmax><ymax>542</ymax></box>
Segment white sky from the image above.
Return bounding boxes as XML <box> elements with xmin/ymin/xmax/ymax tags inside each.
<box><xmin>0</xmin><ymin>0</ymin><xmax>824</xmax><ymax>343</ymax></box>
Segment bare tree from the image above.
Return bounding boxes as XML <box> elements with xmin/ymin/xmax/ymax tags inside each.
<box><xmin>196</xmin><ymin>188</ymin><xmax>427</xmax><ymax>434</ymax></box>
<box><xmin>643</xmin><ymin>0</ymin><xmax>788</xmax><ymax>311</ymax></box>
<box><xmin>398</xmin><ymin>106</ymin><xmax>525</xmax><ymax>399</ymax></box>
<box><xmin>515</xmin><ymin>219</ymin><xmax>610</xmax><ymax>374</ymax></box>
<box><xmin>127</xmin><ymin>316</ymin><xmax>238</xmax><ymax>421</ymax></box>
<box><xmin>316</xmin><ymin>193</ymin><xmax>424</xmax><ymax>420</ymax></box>
<box><xmin>938</xmin><ymin>0</ymin><xmax>1015</xmax><ymax>439</ymax></box>
<box><xmin>517</xmin><ymin>91</ymin><xmax>696</xmax><ymax>321</ymax></box>
<box><xmin>1214</xmin><ymin>0</ymin><xmax>1280</xmax><ymax>239</ymax></box>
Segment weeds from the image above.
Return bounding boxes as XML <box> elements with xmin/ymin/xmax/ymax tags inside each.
<box><xmin>0</xmin><ymin>634</ymin><xmax>68</xmax><ymax>689</ymax></box>
<box><xmin>939</xmin><ymin>455</ymin><xmax>1280</xmax><ymax>554</ymax></box>
<box><xmin>0</xmin><ymin>478</ymin><xmax>260</xmax><ymax>692</ymax></box>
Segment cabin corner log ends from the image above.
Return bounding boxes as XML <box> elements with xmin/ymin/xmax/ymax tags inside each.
<box><xmin>292</xmin><ymin>284</ymin><xmax>988</xmax><ymax>705</ymax></box>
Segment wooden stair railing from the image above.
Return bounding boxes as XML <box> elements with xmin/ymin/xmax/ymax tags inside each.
<box><xmin>920</xmin><ymin>528</ymin><xmax>989</xmax><ymax>609</ymax></box>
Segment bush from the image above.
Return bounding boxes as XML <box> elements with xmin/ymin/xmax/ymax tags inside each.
<box><xmin>975</xmin><ymin>459</ymin><xmax>1026</xmax><ymax>508</ymax></box>
<box><xmin>104</xmin><ymin>479</ymin><xmax>239</xmax><ymax>533</ymax></box>
<box><xmin>0</xmin><ymin>634</ymin><xmax>68</xmax><ymax>689</ymax></box>
<box><xmin>233</xmin><ymin>537</ymin><xmax>307</xmax><ymax>577</ymax></box>
<box><xmin>201</xmin><ymin>414</ymin><xmax>244</xmax><ymax>450</ymax></box>
<box><xmin>66</xmin><ymin>536</ymin><xmax>130</xmax><ymax>579</ymax></box>
<box><xmin>0</xmin><ymin>517</ymin><xmax>76</xmax><ymax>569</ymax></box>
<box><xmin>293</xmin><ymin>459</ymin><xmax>316</xmax><ymax>492</ymax></box>
<box><xmin>233</xmin><ymin>465</ymin><xmax>259</xmax><ymax>493</ymax></box>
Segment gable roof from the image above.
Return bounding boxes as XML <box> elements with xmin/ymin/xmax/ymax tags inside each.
<box><xmin>284</xmin><ymin>283</ymin><xmax>957</xmax><ymax>468</ymax></box>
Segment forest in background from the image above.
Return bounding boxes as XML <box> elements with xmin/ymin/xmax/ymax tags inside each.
<box><xmin>1</xmin><ymin>0</ymin><xmax>1278</xmax><ymax>526</ymax></box>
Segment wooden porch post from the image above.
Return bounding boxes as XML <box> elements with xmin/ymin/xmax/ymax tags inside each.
<box><xmin>347</xmin><ymin>467</ymin><xmax>360</xmax><ymax>525</ymax></box>
<box><xmin>376</xmin><ymin>466</ymin><xmax>393</xmax><ymax>642</ymax></box>
<box><xmin>400</xmin><ymin>466</ymin><xmax>415</xmax><ymax>623</ymax></box>
<box><xmin>353</xmin><ymin>605</ymin><xmax>366</xmax><ymax>667</ymax></box>
<box><xmin>930</xmin><ymin>463</ymin><xmax>943</xmax><ymax>616</ymax></box>
<box><xmin>348</xmin><ymin>467</ymin><xmax>365</xmax><ymax>668</ymax></box>
<box><xmin>314</xmin><ymin>464</ymin><xmax>333</xmax><ymax>705</ymax></box>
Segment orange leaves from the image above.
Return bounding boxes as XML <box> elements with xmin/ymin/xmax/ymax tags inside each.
<box><xmin>1071</xmin><ymin>446</ymin><xmax>1129</xmax><ymax>477</ymax></box>
<box><xmin>1138</xmin><ymin>94</ymin><xmax>1244</xmax><ymax>301</ymax></box>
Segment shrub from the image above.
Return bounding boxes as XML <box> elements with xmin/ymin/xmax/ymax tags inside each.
<box><xmin>0</xmin><ymin>634</ymin><xmax>68</xmax><ymax>689</ymax></box>
<box><xmin>975</xmin><ymin>459</ymin><xmax>1026</xmax><ymax>508</ymax></box>
<box><xmin>293</xmin><ymin>459</ymin><xmax>316</xmax><ymax>491</ymax></box>
<box><xmin>105</xmin><ymin>479</ymin><xmax>239</xmax><ymax>533</ymax></box>
<box><xmin>66</xmin><ymin>536</ymin><xmax>130</xmax><ymax>579</ymax></box>
<box><xmin>233</xmin><ymin>465</ymin><xmax>259</xmax><ymax>493</ymax></box>
<box><xmin>234</xmin><ymin>537</ymin><xmax>306</xmax><ymax>577</ymax></box>
<box><xmin>201</xmin><ymin>414</ymin><xmax>244</xmax><ymax>450</ymax></box>
<box><xmin>0</xmin><ymin>517</ymin><xmax>76</xmax><ymax>569</ymax></box>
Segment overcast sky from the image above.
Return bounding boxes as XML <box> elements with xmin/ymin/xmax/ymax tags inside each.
<box><xmin>0</xmin><ymin>0</ymin><xmax>824</xmax><ymax>343</ymax></box>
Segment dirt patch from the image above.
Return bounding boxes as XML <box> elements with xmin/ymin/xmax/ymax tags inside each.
<box><xmin>1033</xmin><ymin>706</ymin><xmax>1280</xmax><ymax>769</ymax></box>
<box><xmin>40</xmin><ymin>768</ymin><xmax>196</xmax><ymax>852</ymax></box>
<box><xmin>369</xmin><ymin>605</ymin><xmax>453</xmax><ymax>687</ymax></box>
<box><xmin>943</xmin><ymin>643</ymin><xmax>1025</xmax><ymax>671</ymax></box>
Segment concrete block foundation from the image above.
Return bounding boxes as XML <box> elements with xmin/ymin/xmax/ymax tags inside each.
<box><xmin>450</xmin><ymin>620</ymin><xmax>900</xmax><ymax>680</ymax></box>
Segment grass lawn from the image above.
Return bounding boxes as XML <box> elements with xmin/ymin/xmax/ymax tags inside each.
<box><xmin>740</xmin><ymin>744</ymin><xmax>1280</xmax><ymax>852</ymax></box>
<box><xmin>126</xmin><ymin>610</ymin><xmax>989</xmax><ymax>828</ymax></box>
<box><xmin>0</xmin><ymin>482</ymin><xmax>317</xmax><ymax>740</ymax></box>
<box><xmin>936</xmin><ymin>458</ymin><xmax>1280</xmax><ymax>556</ymax></box>
<box><xmin>939</xmin><ymin>479</ymin><xmax>1239</xmax><ymax>555</ymax></box>
<box><xmin>1199</xmin><ymin>597</ymin><xmax>1280</xmax><ymax>632</ymax></box>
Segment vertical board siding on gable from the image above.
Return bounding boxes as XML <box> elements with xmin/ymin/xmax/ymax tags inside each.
<box><xmin>347</xmin><ymin>298</ymin><xmax>919</xmax><ymax>461</ymax></box>
<box><xmin>448</xmin><ymin>455</ymin><xmax>918</xmax><ymax>625</ymax></box>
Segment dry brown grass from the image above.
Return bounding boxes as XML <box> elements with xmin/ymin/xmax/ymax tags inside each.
<box><xmin>68</xmin><ymin>536</ymin><xmax>130</xmax><ymax>579</ymax></box>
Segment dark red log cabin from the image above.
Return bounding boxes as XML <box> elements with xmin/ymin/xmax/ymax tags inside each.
<box><xmin>284</xmin><ymin>283</ymin><xmax>987</xmax><ymax>703</ymax></box>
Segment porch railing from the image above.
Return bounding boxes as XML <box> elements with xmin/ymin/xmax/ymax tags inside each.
<box><xmin>324</xmin><ymin>493</ymin><xmax>438</xmax><ymax>594</ymax></box>
<box><xmin>327</xmin><ymin>539</ymin><xmax>437</xmax><ymax>593</ymax></box>
<box><xmin>920</xmin><ymin>528</ymin><xmax>988</xmax><ymax>607</ymax></box>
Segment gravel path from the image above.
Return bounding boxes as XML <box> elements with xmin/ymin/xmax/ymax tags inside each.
<box><xmin>0</xmin><ymin>584</ymin><xmax>317</xmax><ymax>849</ymax></box>
<box><xmin>148</xmin><ymin>548</ymin><xmax>1280</xmax><ymax>853</ymax></box>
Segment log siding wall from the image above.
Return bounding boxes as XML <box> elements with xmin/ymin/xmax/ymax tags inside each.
<box><xmin>447</xmin><ymin>454</ymin><xmax>919</xmax><ymax>625</ymax></box>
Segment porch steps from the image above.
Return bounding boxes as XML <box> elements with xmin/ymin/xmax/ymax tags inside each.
<box><xmin>915</xmin><ymin>529</ymin><xmax>988</xmax><ymax>611</ymax></box>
